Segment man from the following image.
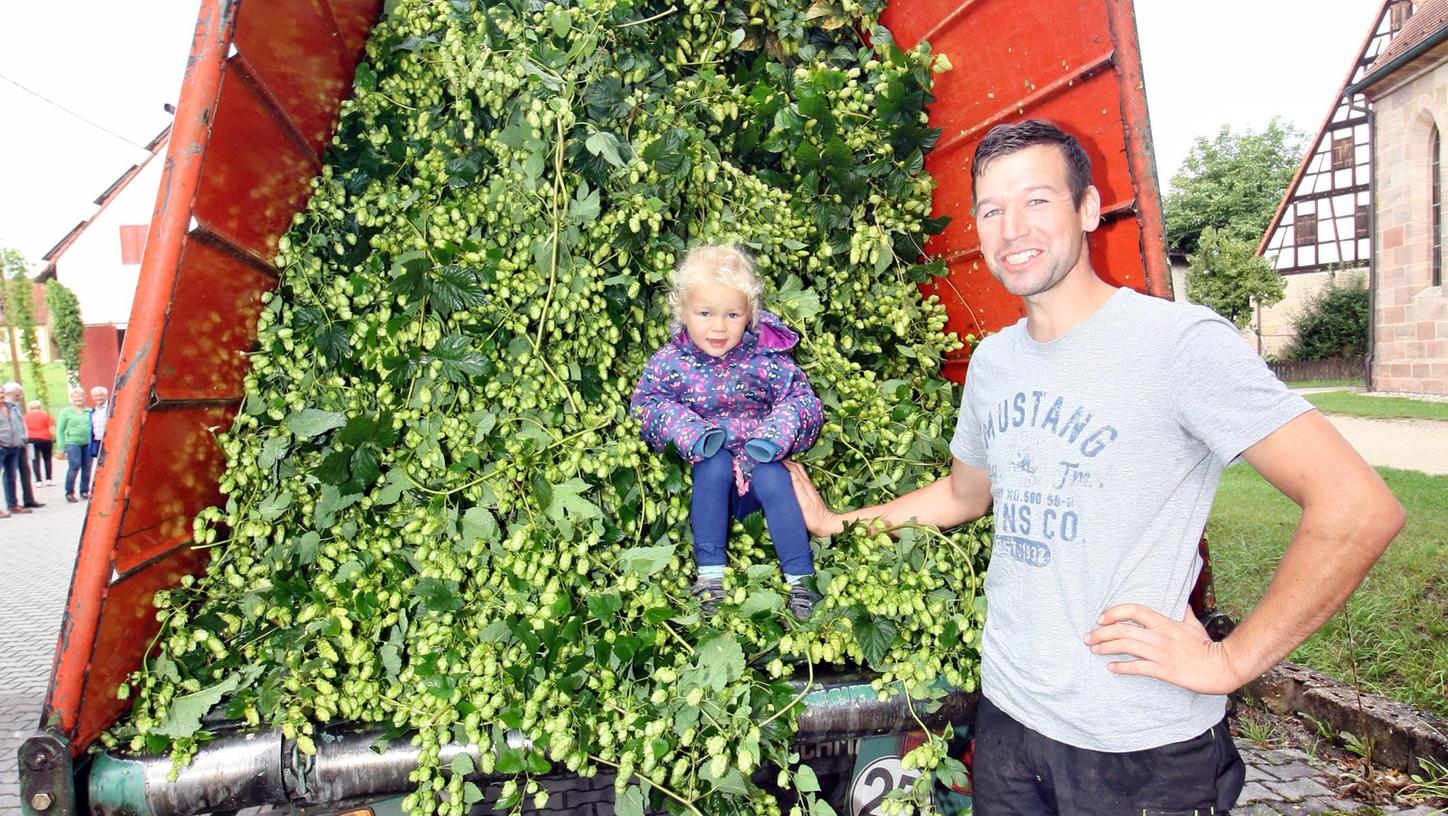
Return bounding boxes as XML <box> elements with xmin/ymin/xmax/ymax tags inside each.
<box><xmin>786</xmin><ymin>120</ymin><xmax>1403</xmax><ymax>815</ymax></box>
<box><xmin>0</xmin><ymin>381</ymin><xmax>31</xmax><ymax>517</ymax></box>
<box><xmin>5</xmin><ymin>383</ymin><xmax>44</xmax><ymax>509</ymax></box>
<box><xmin>89</xmin><ymin>385</ymin><xmax>110</xmax><ymax>460</ymax></box>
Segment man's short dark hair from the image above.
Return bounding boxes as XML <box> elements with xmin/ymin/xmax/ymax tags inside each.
<box><xmin>971</xmin><ymin>120</ymin><xmax>1093</xmax><ymax>206</ymax></box>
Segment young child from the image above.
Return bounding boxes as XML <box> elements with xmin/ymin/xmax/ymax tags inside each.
<box><xmin>631</xmin><ymin>245</ymin><xmax>825</xmax><ymax>620</ymax></box>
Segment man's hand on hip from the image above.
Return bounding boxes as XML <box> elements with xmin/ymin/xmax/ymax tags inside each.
<box><xmin>1084</xmin><ymin>603</ymin><xmax>1247</xmax><ymax>695</ymax></box>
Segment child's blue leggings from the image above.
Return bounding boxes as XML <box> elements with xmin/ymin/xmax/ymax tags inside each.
<box><xmin>690</xmin><ymin>450</ymin><xmax>814</xmax><ymax>576</ymax></box>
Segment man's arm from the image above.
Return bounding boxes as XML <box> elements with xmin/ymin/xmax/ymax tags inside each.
<box><xmin>785</xmin><ymin>457</ymin><xmax>994</xmax><ymax>537</ymax></box>
<box><xmin>1085</xmin><ymin>410</ymin><xmax>1404</xmax><ymax>694</ymax></box>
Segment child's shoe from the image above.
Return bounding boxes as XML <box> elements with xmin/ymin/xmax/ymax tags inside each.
<box><xmin>786</xmin><ymin>583</ymin><xmax>819</xmax><ymax>621</ymax></box>
<box><xmin>692</xmin><ymin>576</ymin><xmax>726</xmax><ymax>614</ymax></box>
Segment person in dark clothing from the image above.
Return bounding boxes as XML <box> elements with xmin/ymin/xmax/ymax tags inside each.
<box><xmin>4</xmin><ymin>384</ymin><xmax>44</xmax><ymax>509</ymax></box>
<box><xmin>1</xmin><ymin>382</ymin><xmax>30</xmax><ymax>516</ymax></box>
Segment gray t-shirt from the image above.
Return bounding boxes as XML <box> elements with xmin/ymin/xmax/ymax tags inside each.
<box><xmin>950</xmin><ymin>287</ymin><xmax>1312</xmax><ymax>752</ymax></box>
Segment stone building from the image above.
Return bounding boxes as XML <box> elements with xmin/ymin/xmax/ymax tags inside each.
<box><xmin>1350</xmin><ymin>0</ymin><xmax>1448</xmax><ymax>394</ymax></box>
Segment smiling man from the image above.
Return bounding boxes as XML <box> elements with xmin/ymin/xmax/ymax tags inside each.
<box><xmin>787</xmin><ymin>120</ymin><xmax>1403</xmax><ymax>814</ymax></box>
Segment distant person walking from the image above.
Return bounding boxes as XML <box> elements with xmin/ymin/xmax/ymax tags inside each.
<box><xmin>57</xmin><ymin>388</ymin><xmax>94</xmax><ymax>503</ymax></box>
<box><xmin>0</xmin><ymin>383</ymin><xmax>29</xmax><ymax>517</ymax></box>
<box><xmin>25</xmin><ymin>399</ymin><xmax>56</xmax><ymax>484</ymax></box>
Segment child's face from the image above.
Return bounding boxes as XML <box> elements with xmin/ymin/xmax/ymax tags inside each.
<box><xmin>682</xmin><ymin>278</ymin><xmax>751</xmax><ymax>358</ymax></box>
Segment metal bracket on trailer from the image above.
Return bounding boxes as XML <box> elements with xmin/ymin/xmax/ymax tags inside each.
<box><xmin>19</xmin><ymin>732</ymin><xmax>77</xmax><ymax>816</ymax></box>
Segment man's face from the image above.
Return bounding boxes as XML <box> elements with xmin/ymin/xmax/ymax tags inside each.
<box><xmin>973</xmin><ymin>144</ymin><xmax>1100</xmax><ymax>299</ymax></box>
<box><xmin>4</xmin><ymin>388</ymin><xmax>20</xmax><ymax>404</ymax></box>
<box><xmin>92</xmin><ymin>388</ymin><xmax>108</xmax><ymax>406</ymax></box>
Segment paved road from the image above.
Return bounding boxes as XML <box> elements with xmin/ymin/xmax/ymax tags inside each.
<box><xmin>2</xmin><ymin>474</ymin><xmax>1442</xmax><ymax>815</ymax></box>
<box><xmin>1</xmin><ymin>478</ymin><xmax>86</xmax><ymax>816</ymax></box>
<box><xmin>1326</xmin><ymin>414</ymin><xmax>1448</xmax><ymax>475</ymax></box>
<box><xmin>1234</xmin><ymin>744</ymin><xmax>1442</xmax><ymax>815</ymax></box>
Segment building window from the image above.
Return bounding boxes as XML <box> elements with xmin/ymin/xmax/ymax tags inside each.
<box><xmin>1332</xmin><ymin>136</ymin><xmax>1355</xmax><ymax>171</ymax></box>
<box><xmin>1435</xmin><ymin>126</ymin><xmax>1444</xmax><ymax>287</ymax></box>
<box><xmin>1294</xmin><ymin>212</ymin><xmax>1317</xmax><ymax>247</ymax></box>
<box><xmin>1355</xmin><ymin>204</ymin><xmax>1370</xmax><ymax>239</ymax></box>
<box><xmin>119</xmin><ymin>225</ymin><xmax>147</xmax><ymax>265</ymax></box>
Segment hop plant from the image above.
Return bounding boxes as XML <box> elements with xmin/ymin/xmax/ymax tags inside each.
<box><xmin>112</xmin><ymin>1</ymin><xmax>990</xmax><ymax>813</ymax></box>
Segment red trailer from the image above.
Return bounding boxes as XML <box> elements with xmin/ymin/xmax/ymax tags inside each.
<box><xmin>19</xmin><ymin>1</ymin><xmax>1190</xmax><ymax>813</ymax></box>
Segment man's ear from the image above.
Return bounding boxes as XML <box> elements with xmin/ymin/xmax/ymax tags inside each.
<box><xmin>1080</xmin><ymin>184</ymin><xmax>1102</xmax><ymax>233</ymax></box>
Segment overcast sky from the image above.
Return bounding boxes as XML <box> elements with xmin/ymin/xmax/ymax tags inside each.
<box><xmin>0</xmin><ymin>1</ymin><xmax>1379</xmax><ymax>266</ymax></box>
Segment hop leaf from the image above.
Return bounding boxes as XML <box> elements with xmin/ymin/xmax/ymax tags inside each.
<box><xmin>427</xmin><ymin>334</ymin><xmax>488</xmax><ymax>383</ymax></box>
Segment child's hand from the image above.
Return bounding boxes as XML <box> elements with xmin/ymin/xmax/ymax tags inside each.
<box><xmin>743</xmin><ymin>438</ymin><xmax>781</xmax><ymax>462</ymax></box>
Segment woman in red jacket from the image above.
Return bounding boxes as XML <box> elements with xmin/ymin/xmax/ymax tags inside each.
<box><xmin>24</xmin><ymin>399</ymin><xmax>56</xmax><ymax>485</ymax></box>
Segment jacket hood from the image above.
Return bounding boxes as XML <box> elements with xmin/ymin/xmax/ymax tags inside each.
<box><xmin>671</xmin><ymin>309</ymin><xmax>800</xmax><ymax>359</ymax></box>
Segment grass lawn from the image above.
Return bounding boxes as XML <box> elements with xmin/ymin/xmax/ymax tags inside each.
<box><xmin>1208</xmin><ymin>464</ymin><xmax>1448</xmax><ymax>718</ymax></box>
<box><xmin>4</xmin><ymin>361</ymin><xmax>73</xmax><ymax>415</ymax></box>
<box><xmin>1304</xmin><ymin>390</ymin><xmax>1448</xmax><ymax>422</ymax></box>
<box><xmin>1287</xmin><ymin>379</ymin><xmax>1362</xmax><ymax>390</ymax></box>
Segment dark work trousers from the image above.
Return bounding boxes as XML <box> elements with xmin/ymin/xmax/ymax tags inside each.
<box><xmin>18</xmin><ymin>451</ymin><xmax>37</xmax><ymax>505</ymax></box>
<box><xmin>30</xmin><ymin>439</ymin><xmax>53</xmax><ymax>481</ymax></box>
<box><xmin>972</xmin><ymin>696</ymin><xmax>1245</xmax><ymax>816</ymax></box>
<box><xmin>0</xmin><ymin>446</ymin><xmax>20</xmax><ymax>509</ymax></box>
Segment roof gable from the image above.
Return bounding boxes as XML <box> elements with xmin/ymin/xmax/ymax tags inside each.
<box><xmin>1368</xmin><ymin>0</ymin><xmax>1448</xmax><ymax>75</ymax></box>
<box><xmin>1258</xmin><ymin>1</ymin><xmax>1404</xmax><ymax>272</ymax></box>
<box><xmin>40</xmin><ymin>125</ymin><xmax>171</xmax><ymax>277</ymax></box>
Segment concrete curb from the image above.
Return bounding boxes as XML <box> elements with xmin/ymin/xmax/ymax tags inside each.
<box><xmin>1240</xmin><ymin>661</ymin><xmax>1448</xmax><ymax>774</ymax></box>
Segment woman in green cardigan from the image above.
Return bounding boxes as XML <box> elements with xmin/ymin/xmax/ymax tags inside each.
<box><xmin>55</xmin><ymin>387</ymin><xmax>93</xmax><ymax>502</ymax></box>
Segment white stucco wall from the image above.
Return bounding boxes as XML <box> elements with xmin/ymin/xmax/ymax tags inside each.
<box><xmin>51</xmin><ymin>149</ymin><xmax>166</xmax><ymax>328</ymax></box>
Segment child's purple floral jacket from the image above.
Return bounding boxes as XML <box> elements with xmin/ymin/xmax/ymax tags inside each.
<box><xmin>630</xmin><ymin>310</ymin><xmax>824</xmax><ymax>491</ymax></box>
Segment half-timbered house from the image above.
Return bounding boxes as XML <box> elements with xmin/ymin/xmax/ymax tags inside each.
<box><xmin>1256</xmin><ymin>1</ymin><xmax>1408</xmax><ymax>357</ymax></box>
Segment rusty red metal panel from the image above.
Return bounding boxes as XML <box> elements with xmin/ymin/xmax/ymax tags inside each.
<box><xmin>883</xmin><ymin>0</ymin><xmax>1168</xmax><ymax>382</ymax></box>
<box><xmin>234</xmin><ymin>0</ymin><xmax>356</xmax><ymax>156</ymax></box>
<box><xmin>46</xmin><ymin>0</ymin><xmax>383</xmax><ymax>755</ymax></box>
<box><xmin>324</xmin><ymin>0</ymin><xmax>381</xmax><ymax>65</ymax></box>
<box><xmin>45</xmin><ymin>0</ymin><xmax>236</xmax><ymax>749</ymax></box>
<box><xmin>113</xmin><ymin>405</ymin><xmax>235</xmax><ymax>576</ymax></box>
<box><xmin>71</xmin><ymin>547</ymin><xmax>212</xmax><ymax>753</ymax></box>
<box><xmin>152</xmin><ymin>237</ymin><xmax>275</xmax><ymax>404</ymax></box>
<box><xmin>902</xmin><ymin>0</ymin><xmax>1117</xmax><ymax>154</ymax></box>
<box><xmin>190</xmin><ymin>67</ymin><xmax>321</xmax><ymax>264</ymax></box>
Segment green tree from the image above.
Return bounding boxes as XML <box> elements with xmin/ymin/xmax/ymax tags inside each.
<box><xmin>45</xmin><ymin>279</ymin><xmax>85</xmax><ymax>385</ymax></box>
<box><xmin>1186</xmin><ymin>226</ymin><xmax>1286</xmax><ymax>327</ymax></box>
<box><xmin>1286</xmin><ymin>273</ymin><xmax>1369</xmax><ymax>360</ymax></box>
<box><xmin>1165</xmin><ymin>118</ymin><xmax>1307</xmax><ymax>255</ymax></box>
<box><xmin>1</xmin><ymin>247</ymin><xmax>48</xmax><ymax>403</ymax></box>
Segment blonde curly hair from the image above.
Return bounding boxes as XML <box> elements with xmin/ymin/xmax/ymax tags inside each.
<box><xmin>667</xmin><ymin>244</ymin><xmax>764</xmax><ymax>329</ymax></box>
